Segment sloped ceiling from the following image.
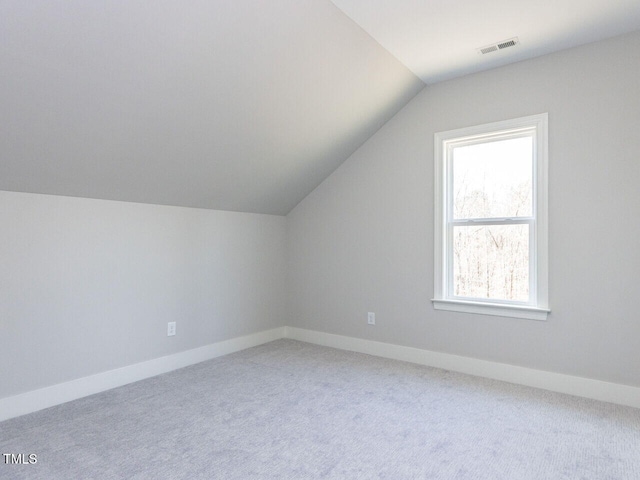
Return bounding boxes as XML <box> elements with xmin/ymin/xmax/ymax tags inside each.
<box><xmin>331</xmin><ymin>0</ymin><xmax>640</xmax><ymax>84</ymax></box>
<box><xmin>0</xmin><ymin>0</ymin><xmax>424</xmax><ymax>215</ymax></box>
<box><xmin>3</xmin><ymin>1</ymin><xmax>640</xmax><ymax>215</ymax></box>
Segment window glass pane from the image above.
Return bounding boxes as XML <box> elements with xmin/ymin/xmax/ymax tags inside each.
<box><xmin>453</xmin><ymin>224</ymin><xmax>529</xmax><ymax>302</ymax></box>
<box><xmin>453</xmin><ymin>136</ymin><xmax>532</xmax><ymax>219</ymax></box>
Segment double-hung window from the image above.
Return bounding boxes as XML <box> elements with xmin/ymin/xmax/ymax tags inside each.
<box><xmin>433</xmin><ymin>114</ymin><xmax>549</xmax><ymax>320</ymax></box>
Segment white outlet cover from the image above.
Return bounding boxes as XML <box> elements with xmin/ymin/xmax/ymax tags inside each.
<box><xmin>167</xmin><ymin>322</ymin><xmax>176</xmax><ymax>336</ymax></box>
<box><xmin>367</xmin><ymin>312</ymin><xmax>375</xmax><ymax>325</ymax></box>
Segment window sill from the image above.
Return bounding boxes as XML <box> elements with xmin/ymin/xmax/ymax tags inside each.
<box><xmin>432</xmin><ymin>299</ymin><xmax>549</xmax><ymax>321</ymax></box>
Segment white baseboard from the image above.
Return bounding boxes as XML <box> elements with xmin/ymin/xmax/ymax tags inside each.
<box><xmin>0</xmin><ymin>327</ymin><xmax>285</xmax><ymax>422</ymax></box>
<box><xmin>285</xmin><ymin>327</ymin><xmax>640</xmax><ymax>409</ymax></box>
<box><xmin>3</xmin><ymin>325</ymin><xmax>638</xmax><ymax>422</ymax></box>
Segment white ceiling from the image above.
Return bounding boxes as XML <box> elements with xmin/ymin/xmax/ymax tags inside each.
<box><xmin>331</xmin><ymin>0</ymin><xmax>640</xmax><ymax>84</ymax></box>
<box><xmin>2</xmin><ymin>1</ymin><xmax>640</xmax><ymax>215</ymax></box>
<box><xmin>0</xmin><ymin>1</ymin><xmax>423</xmax><ymax>215</ymax></box>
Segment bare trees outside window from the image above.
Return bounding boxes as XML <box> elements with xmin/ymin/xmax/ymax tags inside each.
<box><xmin>451</xmin><ymin>136</ymin><xmax>532</xmax><ymax>302</ymax></box>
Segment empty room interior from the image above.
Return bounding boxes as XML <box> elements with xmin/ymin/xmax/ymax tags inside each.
<box><xmin>2</xmin><ymin>0</ymin><xmax>640</xmax><ymax>478</ymax></box>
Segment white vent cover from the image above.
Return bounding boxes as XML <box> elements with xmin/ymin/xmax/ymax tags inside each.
<box><xmin>477</xmin><ymin>37</ymin><xmax>519</xmax><ymax>55</ymax></box>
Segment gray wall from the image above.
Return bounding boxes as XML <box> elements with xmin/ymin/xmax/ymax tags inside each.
<box><xmin>0</xmin><ymin>191</ymin><xmax>286</xmax><ymax>399</ymax></box>
<box><xmin>286</xmin><ymin>31</ymin><xmax>640</xmax><ymax>387</ymax></box>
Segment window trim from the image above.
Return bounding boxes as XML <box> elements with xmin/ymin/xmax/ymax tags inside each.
<box><xmin>432</xmin><ymin>114</ymin><xmax>549</xmax><ymax>321</ymax></box>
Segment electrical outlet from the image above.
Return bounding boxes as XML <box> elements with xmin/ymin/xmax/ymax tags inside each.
<box><xmin>167</xmin><ymin>322</ymin><xmax>176</xmax><ymax>336</ymax></box>
<box><xmin>367</xmin><ymin>312</ymin><xmax>375</xmax><ymax>325</ymax></box>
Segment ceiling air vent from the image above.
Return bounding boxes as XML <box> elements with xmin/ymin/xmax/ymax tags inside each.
<box><xmin>477</xmin><ymin>37</ymin><xmax>519</xmax><ymax>55</ymax></box>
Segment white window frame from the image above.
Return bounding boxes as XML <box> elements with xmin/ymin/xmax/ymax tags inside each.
<box><xmin>432</xmin><ymin>113</ymin><xmax>549</xmax><ymax>321</ymax></box>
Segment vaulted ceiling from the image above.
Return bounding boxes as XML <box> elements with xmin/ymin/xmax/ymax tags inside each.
<box><xmin>2</xmin><ymin>1</ymin><xmax>640</xmax><ymax>214</ymax></box>
<box><xmin>332</xmin><ymin>0</ymin><xmax>640</xmax><ymax>84</ymax></box>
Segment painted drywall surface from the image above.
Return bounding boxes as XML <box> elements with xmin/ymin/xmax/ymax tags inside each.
<box><xmin>286</xmin><ymin>31</ymin><xmax>640</xmax><ymax>386</ymax></box>
<box><xmin>1</xmin><ymin>0</ymin><xmax>424</xmax><ymax>215</ymax></box>
<box><xmin>0</xmin><ymin>191</ymin><xmax>286</xmax><ymax>399</ymax></box>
